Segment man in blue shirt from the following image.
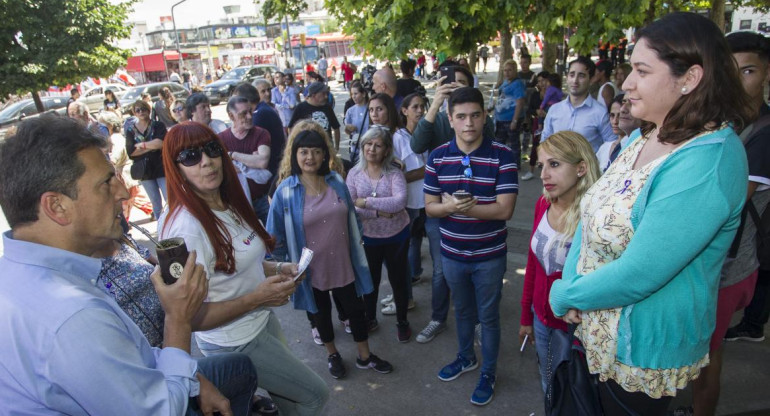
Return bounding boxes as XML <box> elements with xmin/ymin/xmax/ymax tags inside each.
<box><xmin>424</xmin><ymin>87</ymin><xmax>517</xmax><ymax>406</ymax></box>
<box><xmin>0</xmin><ymin>115</ymin><xmax>257</xmax><ymax>415</ymax></box>
<box><xmin>493</xmin><ymin>59</ymin><xmax>527</xmax><ymax>171</ymax></box>
<box><xmin>542</xmin><ymin>56</ymin><xmax>616</xmax><ymax>152</ymax></box>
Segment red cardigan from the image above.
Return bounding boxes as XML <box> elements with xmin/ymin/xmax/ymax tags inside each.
<box><xmin>520</xmin><ymin>195</ymin><xmax>569</xmax><ymax>332</ymax></box>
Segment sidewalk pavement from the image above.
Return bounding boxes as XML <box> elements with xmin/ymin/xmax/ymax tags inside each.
<box><xmin>129</xmin><ymin>63</ymin><xmax>770</xmax><ymax>415</ymax></box>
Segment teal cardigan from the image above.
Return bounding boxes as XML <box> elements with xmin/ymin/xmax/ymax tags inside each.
<box><xmin>549</xmin><ymin>126</ymin><xmax>748</xmax><ymax>369</ymax></box>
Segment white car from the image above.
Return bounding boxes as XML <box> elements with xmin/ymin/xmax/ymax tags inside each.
<box><xmin>78</xmin><ymin>84</ymin><xmax>129</xmax><ymax>113</ymax></box>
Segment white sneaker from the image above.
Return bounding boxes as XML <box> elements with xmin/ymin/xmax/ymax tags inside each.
<box><xmin>381</xmin><ymin>299</ymin><xmax>415</xmax><ymax>315</ymax></box>
<box><xmin>521</xmin><ymin>172</ymin><xmax>534</xmax><ymax>181</ymax></box>
<box><xmin>380</xmin><ymin>294</ymin><xmax>393</xmax><ymax>306</ymax></box>
<box><xmin>311</xmin><ymin>327</ymin><xmax>323</xmax><ymax>345</ymax></box>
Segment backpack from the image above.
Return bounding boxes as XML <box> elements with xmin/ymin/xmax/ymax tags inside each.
<box><xmin>360</xmin><ymin>65</ymin><xmax>377</xmax><ymax>93</ymax></box>
<box><xmin>729</xmin><ymin>114</ymin><xmax>770</xmax><ymax>270</ymax></box>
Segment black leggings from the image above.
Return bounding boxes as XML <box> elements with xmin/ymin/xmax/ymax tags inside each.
<box><xmin>307</xmin><ymin>292</ymin><xmax>347</xmax><ymax>328</ymax></box>
<box><xmin>312</xmin><ymin>283</ymin><xmax>368</xmax><ymax>343</ymax></box>
<box><xmin>363</xmin><ymin>237</ymin><xmax>410</xmax><ymax>324</ymax></box>
<box><xmin>598</xmin><ymin>379</ymin><xmax>672</xmax><ymax>416</ymax></box>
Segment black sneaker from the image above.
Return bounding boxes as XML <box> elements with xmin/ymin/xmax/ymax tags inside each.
<box><xmin>397</xmin><ymin>321</ymin><xmax>411</xmax><ymax>343</ymax></box>
<box><xmin>367</xmin><ymin>318</ymin><xmax>379</xmax><ymax>333</ymax></box>
<box><xmin>724</xmin><ymin>322</ymin><xmax>765</xmax><ymax>342</ymax></box>
<box><xmin>356</xmin><ymin>353</ymin><xmax>393</xmax><ymax>374</ymax></box>
<box><xmin>328</xmin><ymin>352</ymin><xmax>346</xmax><ymax>379</ymax></box>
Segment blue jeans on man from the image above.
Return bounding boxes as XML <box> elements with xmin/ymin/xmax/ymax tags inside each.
<box><xmin>188</xmin><ymin>353</ymin><xmax>258</xmax><ymax>416</ymax></box>
<box><xmin>442</xmin><ymin>255</ymin><xmax>506</xmax><ymax>376</ymax></box>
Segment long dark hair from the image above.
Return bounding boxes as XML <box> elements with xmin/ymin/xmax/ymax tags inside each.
<box><xmin>636</xmin><ymin>12</ymin><xmax>755</xmax><ymax>143</ymax></box>
<box><xmin>399</xmin><ymin>93</ymin><xmax>426</xmax><ymax>127</ymax></box>
<box><xmin>368</xmin><ymin>93</ymin><xmax>401</xmax><ymax>133</ymax></box>
<box><xmin>162</xmin><ymin>122</ymin><xmax>275</xmax><ymax>273</ymax></box>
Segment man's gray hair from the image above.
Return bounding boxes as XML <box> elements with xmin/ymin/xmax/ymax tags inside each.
<box><xmin>226</xmin><ymin>95</ymin><xmax>251</xmax><ymax>115</ymax></box>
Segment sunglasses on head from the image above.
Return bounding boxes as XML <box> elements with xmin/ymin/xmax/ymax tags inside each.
<box><xmin>176</xmin><ymin>141</ymin><xmax>224</xmax><ymax>166</ymax></box>
<box><xmin>172</xmin><ymin>106</ymin><xmax>184</xmax><ymax>113</ymax></box>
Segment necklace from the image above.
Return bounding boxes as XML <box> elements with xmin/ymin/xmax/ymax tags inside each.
<box><xmin>227</xmin><ymin>209</ymin><xmax>242</xmax><ymax>226</ymax></box>
<box><xmin>301</xmin><ymin>176</ymin><xmax>324</xmax><ymax>196</ymax></box>
<box><xmin>367</xmin><ymin>169</ymin><xmax>383</xmax><ymax>197</ymax></box>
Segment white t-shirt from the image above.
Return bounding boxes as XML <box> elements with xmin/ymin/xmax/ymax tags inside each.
<box><xmin>393</xmin><ymin>128</ymin><xmax>427</xmax><ymax>209</ymax></box>
<box><xmin>596</xmin><ymin>135</ymin><xmax>629</xmax><ymax>172</ymax></box>
<box><xmin>530</xmin><ymin>208</ymin><xmax>571</xmax><ymax>276</ymax></box>
<box><xmin>160</xmin><ymin>208</ymin><xmax>270</xmax><ymax>347</ymax></box>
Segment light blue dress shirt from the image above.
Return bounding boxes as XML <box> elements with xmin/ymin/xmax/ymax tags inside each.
<box><xmin>0</xmin><ymin>232</ymin><xmax>199</xmax><ymax>415</ymax></box>
<box><xmin>541</xmin><ymin>94</ymin><xmax>617</xmax><ymax>152</ymax></box>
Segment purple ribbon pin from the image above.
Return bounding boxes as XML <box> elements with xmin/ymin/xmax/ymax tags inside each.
<box><xmin>617</xmin><ymin>179</ymin><xmax>632</xmax><ymax>195</ymax></box>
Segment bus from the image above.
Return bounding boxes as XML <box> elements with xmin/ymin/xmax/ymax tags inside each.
<box><xmin>289</xmin><ymin>36</ymin><xmax>320</xmax><ymax>83</ymax></box>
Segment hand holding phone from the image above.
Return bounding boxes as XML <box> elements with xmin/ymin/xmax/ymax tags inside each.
<box><xmin>440</xmin><ymin>67</ymin><xmax>455</xmax><ymax>85</ymax></box>
<box><xmin>452</xmin><ymin>190</ymin><xmax>472</xmax><ymax>200</ymax></box>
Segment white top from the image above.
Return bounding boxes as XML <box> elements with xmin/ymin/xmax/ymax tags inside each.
<box><xmin>160</xmin><ymin>208</ymin><xmax>270</xmax><ymax>347</ymax></box>
<box><xmin>596</xmin><ymin>81</ymin><xmax>619</xmax><ymax>110</ymax></box>
<box><xmin>393</xmin><ymin>128</ymin><xmax>427</xmax><ymax>209</ymax></box>
<box><xmin>596</xmin><ymin>135</ymin><xmax>630</xmax><ymax>172</ymax></box>
<box><xmin>530</xmin><ymin>208</ymin><xmax>571</xmax><ymax>276</ymax></box>
<box><xmin>209</xmin><ymin>119</ymin><xmax>228</xmax><ymax>134</ymax></box>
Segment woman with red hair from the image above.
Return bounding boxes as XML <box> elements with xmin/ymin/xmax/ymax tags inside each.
<box><xmin>159</xmin><ymin>121</ymin><xmax>329</xmax><ymax>415</ymax></box>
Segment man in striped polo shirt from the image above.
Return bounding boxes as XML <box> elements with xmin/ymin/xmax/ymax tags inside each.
<box><xmin>424</xmin><ymin>87</ymin><xmax>518</xmax><ymax>406</ymax></box>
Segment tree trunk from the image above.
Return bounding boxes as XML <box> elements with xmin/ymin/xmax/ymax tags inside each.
<box><xmin>710</xmin><ymin>0</ymin><xmax>726</xmax><ymax>33</ymax></box>
<box><xmin>497</xmin><ymin>24</ymin><xmax>513</xmax><ymax>87</ymax></box>
<box><xmin>32</xmin><ymin>91</ymin><xmax>44</xmax><ymax>113</ymax></box>
<box><xmin>644</xmin><ymin>0</ymin><xmax>657</xmax><ymax>26</ymax></box>
<box><xmin>468</xmin><ymin>47</ymin><xmax>477</xmax><ymax>75</ymax></box>
<box><xmin>541</xmin><ymin>40</ymin><xmax>557</xmax><ymax>73</ymax></box>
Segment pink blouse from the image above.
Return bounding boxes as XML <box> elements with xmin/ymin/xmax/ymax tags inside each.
<box><xmin>346</xmin><ymin>166</ymin><xmax>409</xmax><ymax>238</ymax></box>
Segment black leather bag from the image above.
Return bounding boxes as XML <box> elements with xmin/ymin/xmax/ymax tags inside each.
<box><xmin>544</xmin><ymin>323</ymin><xmax>603</xmax><ymax>416</ymax></box>
<box><xmin>130</xmin><ymin>157</ymin><xmax>151</xmax><ymax>181</ymax></box>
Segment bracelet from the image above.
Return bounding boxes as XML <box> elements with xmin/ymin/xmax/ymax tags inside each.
<box><xmin>275</xmin><ymin>262</ymin><xmax>283</xmax><ymax>275</ymax></box>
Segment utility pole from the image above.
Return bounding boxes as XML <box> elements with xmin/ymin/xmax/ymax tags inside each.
<box><xmin>172</xmin><ymin>0</ymin><xmax>189</xmax><ymax>74</ymax></box>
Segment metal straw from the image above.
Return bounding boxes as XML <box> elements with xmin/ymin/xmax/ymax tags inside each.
<box><xmin>128</xmin><ymin>221</ymin><xmax>161</xmax><ymax>248</ymax></box>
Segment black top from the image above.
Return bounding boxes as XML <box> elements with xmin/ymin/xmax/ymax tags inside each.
<box><xmin>288</xmin><ymin>102</ymin><xmax>340</xmax><ymax>138</ymax></box>
<box><xmin>125</xmin><ymin>120</ymin><xmax>167</xmax><ymax>179</ymax></box>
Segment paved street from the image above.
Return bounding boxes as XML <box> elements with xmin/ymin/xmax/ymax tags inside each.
<box><xmin>2</xmin><ymin>62</ymin><xmax>769</xmax><ymax>415</ymax></box>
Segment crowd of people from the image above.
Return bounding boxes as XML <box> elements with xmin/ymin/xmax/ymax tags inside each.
<box><xmin>1</xmin><ymin>12</ymin><xmax>769</xmax><ymax>416</ymax></box>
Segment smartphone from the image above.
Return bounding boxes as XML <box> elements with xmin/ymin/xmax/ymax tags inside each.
<box><xmin>453</xmin><ymin>190</ymin><xmax>472</xmax><ymax>200</ymax></box>
<box><xmin>440</xmin><ymin>66</ymin><xmax>455</xmax><ymax>85</ymax></box>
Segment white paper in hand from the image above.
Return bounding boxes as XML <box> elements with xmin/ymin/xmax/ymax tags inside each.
<box><xmin>294</xmin><ymin>247</ymin><xmax>314</xmax><ymax>281</ymax></box>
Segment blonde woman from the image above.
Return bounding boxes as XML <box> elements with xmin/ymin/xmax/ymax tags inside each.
<box><xmin>518</xmin><ymin>131</ymin><xmax>601</xmax><ymax>393</ymax></box>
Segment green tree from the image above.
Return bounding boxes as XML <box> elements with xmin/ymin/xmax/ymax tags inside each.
<box><xmin>260</xmin><ymin>0</ymin><xmax>308</xmax><ymax>59</ymax></box>
<box><xmin>0</xmin><ymin>0</ymin><xmax>135</xmax><ymax>111</ymax></box>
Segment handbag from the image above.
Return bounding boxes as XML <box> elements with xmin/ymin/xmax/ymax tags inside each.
<box><xmin>544</xmin><ymin>323</ymin><xmax>603</xmax><ymax>416</ymax></box>
<box><xmin>130</xmin><ymin>157</ymin><xmax>151</xmax><ymax>181</ymax></box>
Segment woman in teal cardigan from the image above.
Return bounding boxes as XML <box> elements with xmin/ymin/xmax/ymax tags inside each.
<box><xmin>549</xmin><ymin>13</ymin><xmax>755</xmax><ymax>414</ymax></box>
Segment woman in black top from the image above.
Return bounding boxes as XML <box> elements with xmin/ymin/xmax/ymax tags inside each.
<box><xmin>125</xmin><ymin>99</ymin><xmax>167</xmax><ymax>220</ymax></box>
<box><xmin>103</xmin><ymin>89</ymin><xmax>122</xmax><ymax>115</ymax></box>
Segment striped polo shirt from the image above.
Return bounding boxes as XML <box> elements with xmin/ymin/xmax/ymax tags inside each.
<box><xmin>424</xmin><ymin>136</ymin><xmax>518</xmax><ymax>262</ymax></box>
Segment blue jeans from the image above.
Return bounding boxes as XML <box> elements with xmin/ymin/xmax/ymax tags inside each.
<box><xmin>197</xmin><ymin>312</ymin><xmax>329</xmax><ymax>416</ymax></box>
<box><xmin>252</xmin><ymin>194</ymin><xmax>270</xmax><ymax>226</ymax></box>
<box><xmin>188</xmin><ymin>353</ymin><xmax>258</xmax><ymax>416</ymax></box>
<box><xmin>141</xmin><ymin>177</ymin><xmax>167</xmax><ymax>219</ymax></box>
<box><xmin>425</xmin><ymin>217</ymin><xmax>449</xmax><ymax>322</ymax></box>
<box><xmin>442</xmin><ymin>255</ymin><xmax>506</xmax><ymax>376</ymax></box>
<box><xmin>532</xmin><ymin>313</ymin><xmax>553</xmax><ymax>393</ymax></box>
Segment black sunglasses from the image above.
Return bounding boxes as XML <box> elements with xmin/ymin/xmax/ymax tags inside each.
<box><xmin>176</xmin><ymin>141</ymin><xmax>224</xmax><ymax>166</ymax></box>
<box><xmin>133</xmin><ymin>107</ymin><xmax>149</xmax><ymax>113</ymax></box>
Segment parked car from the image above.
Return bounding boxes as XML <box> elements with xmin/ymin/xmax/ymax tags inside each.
<box><xmin>119</xmin><ymin>82</ymin><xmax>190</xmax><ymax>113</ymax></box>
<box><xmin>0</xmin><ymin>96</ymin><xmax>69</xmax><ymax>140</ymax></box>
<box><xmin>77</xmin><ymin>84</ymin><xmax>129</xmax><ymax>113</ymax></box>
<box><xmin>204</xmin><ymin>64</ymin><xmax>279</xmax><ymax>105</ymax></box>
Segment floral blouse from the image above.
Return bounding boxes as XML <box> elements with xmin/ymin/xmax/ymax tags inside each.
<box><xmin>98</xmin><ymin>235</ymin><xmax>164</xmax><ymax>347</ymax></box>
<box><xmin>576</xmin><ymin>135</ymin><xmax>708</xmax><ymax>398</ymax></box>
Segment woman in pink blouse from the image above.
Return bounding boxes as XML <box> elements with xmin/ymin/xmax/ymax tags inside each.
<box><xmin>346</xmin><ymin>126</ymin><xmax>412</xmax><ymax>342</ymax></box>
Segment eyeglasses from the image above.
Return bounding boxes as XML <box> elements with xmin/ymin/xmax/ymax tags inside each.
<box><xmin>133</xmin><ymin>107</ymin><xmax>149</xmax><ymax>114</ymax></box>
<box><xmin>461</xmin><ymin>155</ymin><xmax>472</xmax><ymax>179</ymax></box>
<box><xmin>172</xmin><ymin>107</ymin><xmax>184</xmax><ymax>113</ymax></box>
<box><xmin>176</xmin><ymin>141</ymin><xmax>224</xmax><ymax>166</ymax></box>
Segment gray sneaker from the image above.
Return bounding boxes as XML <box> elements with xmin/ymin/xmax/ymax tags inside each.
<box><xmin>416</xmin><ymin>320</ymin><xmax>447</xmax><ymax>343</ymax></box>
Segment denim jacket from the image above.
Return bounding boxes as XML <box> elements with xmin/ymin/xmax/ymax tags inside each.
<box><xmin>266</xmin><ymin>172</ymin><xmax>374</xmax><ymax>313</ymax></box>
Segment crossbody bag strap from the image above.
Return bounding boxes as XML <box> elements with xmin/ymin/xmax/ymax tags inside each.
<box><xmin>282</xmin><ymin>186</ymin><xmax>299</xmax><ymax>263</ymax></box>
